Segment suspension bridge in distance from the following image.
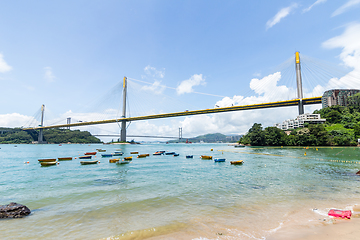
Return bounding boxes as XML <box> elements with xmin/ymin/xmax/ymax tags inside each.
<box><xmin>24</xmin><ymin>52</ymin><xmax>323</xmax><ymax>143</ymax></box>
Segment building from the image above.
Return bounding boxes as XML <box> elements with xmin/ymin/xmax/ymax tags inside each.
<box><xmin>322</xmin><ymin>89</ymin><xmax>360</xmax><ymax>108</ymax></box>
<box><xmin>275</xmin><ymin>113</ymin><xmax>326</xmax><ymax>131</ymax></box>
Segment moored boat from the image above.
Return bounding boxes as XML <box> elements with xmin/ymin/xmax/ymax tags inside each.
<box><xmin>173</xmin><ymin>153</ymin><xmax>179</xmax><ymax>156</ymax></box>
<box><xmin>85</xmin><ymin>152</ymin><xmax>97</xmax><ymax>155</ymax></box>
<box><xmin>80</xmin><ymin>160</ymin><xmax>99</xmax><ymax>165</ymax></box>
<box><xmin>79</xmin><ymin>155</ymin><xmax>92</xmax><ymax>159</ymax></box>
<box><xmin>96</xmin><ymin>149</ymin><xmax>106</xmax><ymax>152</ymax></box>
<box><xmin>230</xmin><ymin>160</ymin><xmax>243</xmax><ymax>165</ymax></box>
<box><xmin>234</xmin><ymin>144</ymin><xmax>245</xmax><ymax>148</ymax></box>
<box><xmin>124</xmin><ymin>156</ymin><xmax>133</xmax><ymax>161</ymax></box>
<box><xmin>165</xmin><ymin>152</ymin><xmax>175</xmax><ymax>155</ymax></box>
<box><xmin>113</xmin><ymin>152</ymin><xmax>124</xmax><ymax>156</ymax></box>
<box><xmin>130</xmin><ymin>151</ymin><xmax>139</xmax><ymax>154</ymax></box>
<box><xmin>214</xmin><ymin>158</ymin><xmax>226</xmax><ymax>162</ymax></box>
<box><xmin>101</xmin><ymin>154</ymin><xmax>113</xmax><ymax>157</ymax></box>
<box><xmin>137</xmin><ymin>154</ymin><xmax>147</xmax><ymax>158</ymax></box>
<box><xmin>186</xmin><ymin>155</ymin><xmax>193</xmax><ymax>158</ymax></box>
<box><xmin>58</xmin><ymin>157</ymin><xmax>72</xmax><ymax>161</ymax></box>
<box><xmin>117</xmin><ymin>160</ymin><xmax>130</xmax><ymax>165</ymax></box>
<box><xmin>109</xmin><ymin>158</ymin><xmax>120</xmax><ymax>163</ymax></box>
<box><xmin>200</xmin><ymin>155</ymin><xmax>212</xmax><ymax>160</ymax></box>
<box><xmin>38</xmin><ymin>158</ymin><xmax>57</xmax><ymax>162</ymax></box>
<box><xmin>40</xmin><ymin>161</ymin><xmax>57</xmax><ymax>166</ymax></box>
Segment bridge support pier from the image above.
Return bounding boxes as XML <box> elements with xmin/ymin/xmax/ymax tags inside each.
<box><xmin>295</xmin><ymin>52</ymin><xmax>304</xmax><ymax>115</ymax></box>
<box><xmin>37</xmin><ymin>104</ymin><xmax>47</xmax><ymax>144</ymax></box>
<box><xmin>120</xmin><ymin>77</ymin><xmax>127</xmax><ymax>142</ymax></box>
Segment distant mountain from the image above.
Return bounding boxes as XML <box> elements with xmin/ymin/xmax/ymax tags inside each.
<box><xmin>169</xmin><ymin>133</ymin><xmax>242</xmax><ymax>143</ymax></box>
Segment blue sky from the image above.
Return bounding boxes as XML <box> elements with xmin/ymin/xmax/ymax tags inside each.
<box><xmin>1</xmin><ymin>0</ymin><xmax>360</xmax><ymax>141</ymax></box>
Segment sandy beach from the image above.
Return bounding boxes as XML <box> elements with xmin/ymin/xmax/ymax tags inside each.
<box><xmin>268</xmin><ymin>211</ymin><xmax>360</xmax><ymax>240</ymax></box>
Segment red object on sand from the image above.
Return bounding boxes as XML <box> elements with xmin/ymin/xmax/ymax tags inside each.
<box><xmin>328</xmin><ymin>209</ymin><xmax>352</xmax><ymax>219</ymax></box>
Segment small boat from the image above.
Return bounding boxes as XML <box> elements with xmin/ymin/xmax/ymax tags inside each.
<box><xmin>79</xmin><ymin>155</ymin><xmax>92</xmax><ymax>159</ymax></box>
<box><xmin>214</xmin><ymin>158</ymin><xmax>226</xmax><ymax>162</ymax></box>
<box><xmin>130</xmin><ymin>151</ymin><xmax>139</xmax><ymax>154</ymax></box>
<box><xmin>101</xmin><ymin>154</ymin><xmax>113</xmax><ymax>157</ymax></box>
<box><xmin>109</xmin><ymin>158</ymin><xmax>120</xmax><ymax>163</ymax></box>
<box><xmin>230</xmin><ymin>160</ymin><xmax>243</xmax><ymax>165</ymax></box>
<box><xmin>116</xmin><ymin>149</ymin><xmax>122</xmax><ymax>151</ymax></box>
<box><xmin>201</xmin><ymin>155</ymin><xmax>212</xmax><ymax>160</ymax></box>
<box><xmin>153</xmin><ymin>152</ymin><xmax>163</xmax><ymax>155</ymax></box>
<box><xmin>186</xmin><ymin>155</ymin><xmax>193</xmax><ymax>158</ymax></box>
<box><xmin>85</xmin><ymin>152</ymin><xmax>97</xmax><ymax>155</ymax></box>
<box><xmin>328</xmin><ymin>209</ymin><xmax>352</xmax><ymax>219</ymax></box>
<box><xmin>113</xmin><ymin>152</ymin><xmax>124</xmax><ymax>156</ymax></box>
<box><xmin>40</xmin><ymin>161</ymin><xmax>57</xmax><ymax>166</ymax></box>
<box><xmin>96</xmin><ymin>149</ymin><xmax>106</xmax><ymax>152</ymax></box>
<box><xmin>173</xmin><ymin>153</ymin><xmax>179</xmax><ymax>157</ymax></box>
<box><xmin>80</xmin><ymin>160</ymin><xmax>99</xmax><ymax>165</ymax></box>
<box><xmin>38</xmin><ymin>158</ymin><xmax>57</xmax><ymax>162</ymax></box>
<box><xmin>165</xmin><ymin>152</ymin><xmax>175</xmax><ymax>155</ymax></box>
<box><xmin>117</xmin><ymin>160</ymin><xmax>130</xmax><ymax>165</ymax></box>
<box><xmin>234</xmin><ymin>144</ymin><xmax>245</xmax><ymax>148</ymax></box>
<box><xmin>58</xmin><ymin>157</ymin><xmax>72</xmax><ymax>161</ymax></box>
<box><xmin>137</xmin><ymin>154</ymin><xmax>147</xmax><ymax>158</ymax></box>
<box><xmin>124</xmin><ymin>156</ymin><xmax>133</xmax><ymax>161</ymax></box>
<box><xmin>145</xmin><ymin>154</ymin><xmax>150</xmax><ymax>156</ymax></box>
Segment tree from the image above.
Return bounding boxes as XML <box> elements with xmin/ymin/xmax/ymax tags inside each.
<box><xmin>248</xmin><ymin>123</ymin><xmax>266</xmax><ymax>146</ymax></box>
<box><xmin>264</xmin><ymin>127</ymin><xmax>286</xmax><ymax>146</ymax></box>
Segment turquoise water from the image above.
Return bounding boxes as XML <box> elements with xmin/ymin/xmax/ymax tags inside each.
<box><xmin>1</xmin><ymin>143</ymin><xmax>360</xmax><ymax>239</ymax></box>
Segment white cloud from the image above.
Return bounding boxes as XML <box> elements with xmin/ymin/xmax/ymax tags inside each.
<box><xmin>144</xmin><ymin>65</ymin><xmax>165</xmax><ymax>78</ymax></box>
<box><xmin>44</xmin><ymin>67</ymin><xmax>56</xmax><ymax>82</ymax></box>
<box><xmin>266</xmin><ymin>3</ymin><xmax>298</xmax><ymax>30</ymax></box>
<box><xmin>332</xmin><ymin>0</ymin><xmax>360</xmax><ymax>17</ymax></box>
<box><xmin>0</xmin><ymin>53</ymin><xmax>12</xmax><ymax>73</ymax></box>
<box><xmin>0</xmin><ymin>113</ymin><xmax>37</xmax><ymax>128</ymax></box>
<box><xmin>141</xmin><ymin>80</ymin><xmax>166</xmax><ymax>94</ymax></box>
<box><xmin>303</xmin><ymin>0</ymin><xmax>327</xmax><ymax>13</ymax></box>
<box><xmin>322</xmin><ymin>22</ymin><xmax>360</xmax><ymax>89</ymax></box>
<box><xmin>176</xmin><ymin>74</ymin><xmax>206</xmax><ymax>95</ymax></box>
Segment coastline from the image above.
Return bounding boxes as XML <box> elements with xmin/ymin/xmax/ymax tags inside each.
<box><xmin>268</xmin><ymin>217</ymin><xmax>360</xmax><ymax>240</ymax></box>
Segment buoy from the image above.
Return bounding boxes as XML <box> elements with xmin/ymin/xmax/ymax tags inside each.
<box><xmin>98</xmin><ymin>161</ymin><xmax>100</xmax><ymax>163</ymax></box>
<box><xmin>27</xmin><ymin>161</ymin><xmax>29</xmax><ymax>164</ymax></box>
<box><xmin>304</xmin><ymin>152</ymin><xmax>307</xmax><ymax>156</ymax></box>
<box><xmin>211</xmin><ymin>149</ymin><xmax>213</xmax><ymax>151</ymax></box>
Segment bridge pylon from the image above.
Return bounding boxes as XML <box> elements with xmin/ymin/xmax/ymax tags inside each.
<box><xmin>295</xmin><ymin>52</ymin><xmax>304</xmax><ymax>115</ymax></box>
<box><xmin>37</xmin><ymin>104</ymin><xmax>47</xmax><ymax>144</ymax></box>
<box><xmin>120</xmin><ymin>77</ymin><xmax>127</xmax><ymax>142</ymax></box>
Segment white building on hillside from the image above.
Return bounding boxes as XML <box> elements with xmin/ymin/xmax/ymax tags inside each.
<box><xmin>275</xmin><ymin>113</ymin><xmax>326</xmax><ymax>130</ymax></box>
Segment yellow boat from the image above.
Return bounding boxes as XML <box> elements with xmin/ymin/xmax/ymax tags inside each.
<box><xmin>230</xmin><ymin>160</ymin><xmax>243</xmax><ymax>165</ymax></box>
<box><xmin>109</xmin><ymin>158</ymin><xmax>120</xmax><ymax>163</ymax></box>
<box><xmin>137</xmin><ymin>154</ymin><xmax>147</xmax><ymax>158</ymax></box>
<box><xmin>200</xmin><ymin>155</ymin><xmax>212</xmax><ymax>160</ymax></box>
<box><xmin>130</xmin><ymin>151</ymin><xmax>139</xmax><ymax>154</ymax></box>
<box><xmin>124</xmin><ymin>156</ymin><xmax>133</xmax><ymax>161</ymax></box>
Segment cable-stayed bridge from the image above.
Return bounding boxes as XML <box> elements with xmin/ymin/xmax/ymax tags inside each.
<box><xmin>23</xmin><ymin>52</ymin><xmax>345</xmax><ymax>143</ymax></box>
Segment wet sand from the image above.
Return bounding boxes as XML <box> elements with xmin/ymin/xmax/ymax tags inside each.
<box><xmin>268</xmin><ymin>216</ymin><xmax>360</xmax><ymax>240</ymax></box>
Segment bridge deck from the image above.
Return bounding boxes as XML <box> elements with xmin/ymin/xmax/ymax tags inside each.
<box><xmin>23</xmin><ymin>97</ymin><xmax>322</xmax><ymax>130</ymax></box>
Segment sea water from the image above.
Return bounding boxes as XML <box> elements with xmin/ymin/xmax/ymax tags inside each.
<box><xmin>1</xmin><ymin>143</ymin><xmax>360</xmax><ymax>240</ymax></box>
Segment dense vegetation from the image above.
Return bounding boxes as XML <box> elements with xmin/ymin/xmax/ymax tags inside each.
<box><xmin>239</xmin><ymin>93</ymin><xmax>360</xmax><ymax>146</ymax></box>
<box><xmin>0</xmin><ymin>128</ymin><xmax>102</xmax><ymax>144</ymax></box>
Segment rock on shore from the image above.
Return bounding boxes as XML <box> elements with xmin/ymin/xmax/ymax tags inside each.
<box><xmin>0</xmin><ymin>202</ymin><xmax>31</xmax><ymax>218</ymax></box>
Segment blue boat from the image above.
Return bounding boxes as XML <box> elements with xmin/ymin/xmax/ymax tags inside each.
<box><xmin>186</xmin><ymin>155</ymin><xmax>193</xmax><ymax>158</ymax></box>
<box><xmin>214</xmin><ymin>158</ymin><xmax>226</xmax><ymax>162</ymax></box>
<box><xmin>173</xmin><ymin>153</ymin><xmax>179</xmax><ymax>157</ymax></box>
<box><xmin>79</xmin><ymin>155</ymin><xmax>92</xmax><ymax>159</ymax></box>
<box><xmin>165</xmin><ymin>152</ymin><xmax>175</xmax><ymax>155</ymax></box>
<box><xmin>113</xmin><ymin>152</ymin><xmax>124</xmax><ymax>156</ymax></box>
<box><xmin>101</xmin><ymin>154</ymin><xmax>113</xmax><ymax>157</ymax></box>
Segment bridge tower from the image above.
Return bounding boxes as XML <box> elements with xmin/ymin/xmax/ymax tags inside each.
<box><xmin>120</xmin><ymin>77</ymin><xmax>127</xmax><ymax>142</ymax></box>
<box><xmin>295</xmin><ymin>52</ymin><xmax>304</xmax><ymax>115</ymax></box>
<box><xmin>38</xmin><ymin>104</ymin><xmax>47</xmax><ymax>144</ymax></box>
